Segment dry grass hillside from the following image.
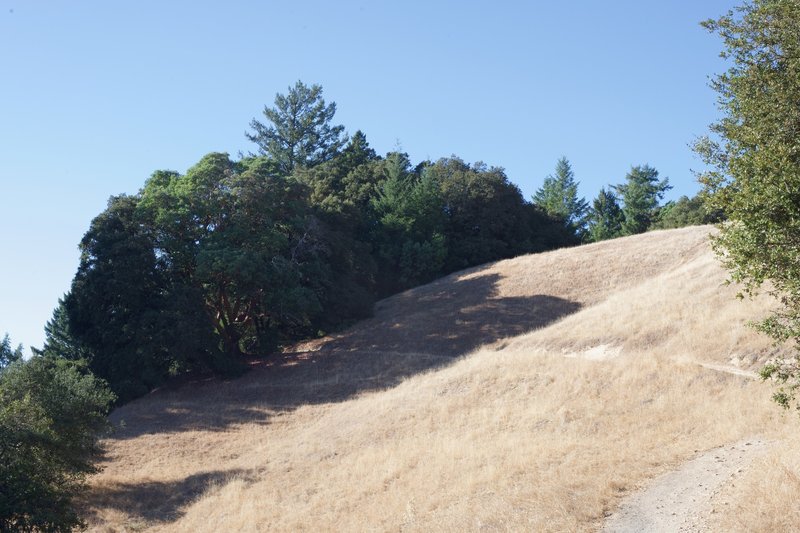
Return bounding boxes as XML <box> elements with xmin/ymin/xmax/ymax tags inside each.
<box><xmin>84</xmin><ymin>226</ymin><xmax>800</xmax><ymax>532</ymax></box>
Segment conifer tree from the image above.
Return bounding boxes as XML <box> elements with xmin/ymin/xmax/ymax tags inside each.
<box><xmin>613</xmin><ymin>165</ymin><xmax>671</xmax><ymax>235</ymax></box>
<box><xmin>532</xmin><ymin>157</ymin><xmax>589</xmax><ymax>238</ymax></box>
<box><xmin>587</xmin><ymin>187</ymin><xmax>624</xmax><ymax>242</ymax></box>
<box><xmin>247</xmin><ymin>81</ymin><xmax>347</xmax><ymax>174</ymax></box>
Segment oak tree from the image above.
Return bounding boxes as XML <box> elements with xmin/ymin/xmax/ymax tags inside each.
<box><xmin>696</xmin><ymin>0</ymin><xmax>800</xmax><ymax>409</ymax></box>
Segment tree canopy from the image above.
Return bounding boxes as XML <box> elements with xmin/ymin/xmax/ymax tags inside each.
<box><xmin>0</xmin><ymin>334</ymin><xmax>22</xmax><ymax>369</ymax></box>
<box><xmin>533</xmin><ymin>157</ymin><xmax>589</xmax><ymax>239</ymax></box>
<box><xmin>650</xmin><ymin>194</ymin><xmax>722</xmax><ymax>231</ymax></box>
<box><xmin>56</xmin><ymin>80</ymin><xmax>700</xmax><ymax>406</ymax></box>
<box><xmin>62</xmin><ymin>146</ymin><xmax>577</xmax><ymax>402</ymax></box>
<box><xmin>0</xmin><ymin>353</ymin><xmax>114</xmax><ymax>531</ymax></box>
<box><xmin>696</xmin><ymin>0</ymin><xmax>800</xmax><ymax>410</ymax></box>
<box><xmin>587</xmin><ymin>187</ymin><xmax>624</xmax><ymax>242</ymax></box>
<box><xmin>614</xmin><ymin>165</ymin><xmax>671</xmax><ymax>236</ymax></box>
<box><xmin>246</xmin><ymin>81</ymin><xmax>347</xmax><ymax>174</ymax></box>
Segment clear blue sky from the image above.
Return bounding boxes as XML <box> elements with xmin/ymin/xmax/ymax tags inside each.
<box><xmin>1</xmin><ymin>0</ymin><xmax>734</xmax><ymax>353</ymax></box>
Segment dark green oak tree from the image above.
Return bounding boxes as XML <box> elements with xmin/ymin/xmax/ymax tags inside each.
<box><xmin>139</xmin><ymin>153</ymin><xmax>326</xmax><ymax>357</ymax></box>
<box><xmin>695</xmin><ymin>0</ymin><xmax>800</xmax><ymax>409</ymax></box>
<box><xmin>0</xmin><ymin>355</ymin><xmax>114</xmax><ymax>531</ymax></box>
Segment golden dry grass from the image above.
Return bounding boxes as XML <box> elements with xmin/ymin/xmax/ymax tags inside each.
<box><xmin>83</xmin><ymin>226</ymin><xmax>800</xmax><ymax>532</ymax></box>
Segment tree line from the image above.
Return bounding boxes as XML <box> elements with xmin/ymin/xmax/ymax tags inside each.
<box><xmin>6</xmin><ymin>0</ymin><xmax>800</xmax><ymax>527</ymax></box>
<box><xmin>2</xmin><ymin>76</ymin><xmax>720</xmax><ymax>530</ymax></box>
<box><xmin>48</xmin><ymin>80</ymin><xmax>719</xmax><ymax>405</ymax></box>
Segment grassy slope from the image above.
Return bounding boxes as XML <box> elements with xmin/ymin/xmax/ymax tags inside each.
<box><xmin>84</xmin><ymin>226</ymin><xmax>799</xmax><ymax>532</ymax></box>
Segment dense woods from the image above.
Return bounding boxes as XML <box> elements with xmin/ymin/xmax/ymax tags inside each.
<box><xmin>44</xmin><ymin>81</ymin><xmax>708</xmax><ymax>405</ymax></box>
<box><xmin>0</xmin><ymin>79</ymin><xmax>716</xmax><ymax>412</ymax></box>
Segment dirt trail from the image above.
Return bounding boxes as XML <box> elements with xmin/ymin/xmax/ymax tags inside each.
<box><xmin>695</xmin><ymin>361</ymin><xmax>758</xmax><ymax>379</ymax></box>
<box><xmin>602</xmin><ymin>438</ymin><xmax>769</xmax><ymax>533</ymax></box>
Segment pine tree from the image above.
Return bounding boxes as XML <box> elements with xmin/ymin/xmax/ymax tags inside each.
<box><xmin>0</xmin><ymin>334</ymin><xmax>23</xmax><ymax>368</ymax></box>
<box><xmin>532</xmin><ymin>157</ymin><xmax>589</xmax><ymax>238</ymax></box>
<box><xmin>613</xmin><ymin>165</ymin><xmax>671</xmax><ymax>235</ymax></box>
<box><xmin>247</xmin><ymin>81</ymin><xmax>347</xmax><ymax>174</ymax></box>
<box><xmin>33</xmin><ymin>296</ymin><xmax>91</xmax><ymax>361</ymax></box>
<box><xmin>587</xmin><ymin>187</ymin><xmax>624</xmax><ymax>242</ymax></box>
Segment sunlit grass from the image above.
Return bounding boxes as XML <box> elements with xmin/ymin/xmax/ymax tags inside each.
<box><xmin>84</xmin><ymin>226</ymin><xmax>799</xmax><ymax>532</ymax></box>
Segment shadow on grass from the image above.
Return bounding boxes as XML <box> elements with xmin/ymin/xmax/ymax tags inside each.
<box><xmin>83</xmin><ymin>468</ymin><xmax>252</xmax><ymax>526</ymax></box>
<box><xmin>107</xmin><ymin>272</ymin><xmax>580</xmax><ymax>440</ymax></box>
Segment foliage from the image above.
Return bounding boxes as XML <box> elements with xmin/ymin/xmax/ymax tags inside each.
<box><xmin>650</xmin><ymin>194</ymin><xmax>722</xmax><ymax>230</ymax></box>
<box><xmin>695</xmin><ymin>0</ymin><xmax>800</xmax><ymax>410</ymax></box>
<box><xmin>0</xmin><ymin>334</ymin><xmax>23</xmax><ymax>369</ymax></box>
<box><xmin>139</xmin><ymin>153</ymin><xmax>328</xmax><ymax>355</ymax></box>
<box><xmin>33</xmin><ymin>297</ymin><xmax>93</xmax><ymax>362</ymax></box>
<box><xmin>66</xmin><ymin>194</ymin><xmax>221</xmax><ymax>403</ymax></box>
<box><xmin>434</xmin><ymin>157</ymin><xmax>567</xmax><ymax>271</ymax></box>
<box><xmin>65</xmin><ymin>82</ymin><xmax>584</xmax><ymax>404</ymax></box>
<box><xmin>613</xmin><ymin>165</ymin><xmax>671</xmax><ymax>235</ymax></box>
<box><xmin>532</xmin><ymin>157</ymin><xmax>589</xmax><ymax>239</ymax></box>
<box><xmin>293</xmin><ymin>132</ymin><xmax>381</xmax><ymax>322</ymax></box>
<box><xmin>295</xmin><ymin>131</ymin><xmax>381</xmax><ymax>231</ymax></box>
<box><xmin>0</xmin><ymin>355</ymin><xmax>114</xmax><ymax>531</ymax></box>
<box><xmin>247</xmin><ymin>81</ymin><xmax>347</xmax><ymax>174</ymax></box>
<box><xmin>587</xmin><ymin>187</ymin><xmax>624</xmax><ymax>242</ymax></box>
<box><xmin>371</xmin><ymin>153</ymin><xmax>447</xmax><ymax>292</ymax></box>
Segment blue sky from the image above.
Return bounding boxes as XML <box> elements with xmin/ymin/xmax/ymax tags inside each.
<box><xmin>1</xmin><ymin>1</ymin><xmax>734</xmax><ymax>352</ymax></box>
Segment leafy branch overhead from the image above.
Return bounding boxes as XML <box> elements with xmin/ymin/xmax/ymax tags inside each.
<box><xmin>695</xmin><ymin>0</ymin><xmax>800</xmax><ymax>409</ymax></box>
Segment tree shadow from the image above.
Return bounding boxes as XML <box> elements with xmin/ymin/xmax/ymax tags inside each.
<box><xmin>82</xmin><ymin>468</ymin><xmax>253</xmax><ymax>526</ymax></box>
<box><xmin>107</xmin><ymin>272</ymin><xmax>580</xmax><ymax>440</ymax></box>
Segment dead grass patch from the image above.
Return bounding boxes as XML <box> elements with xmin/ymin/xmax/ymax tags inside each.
<box><xmin>708</xmin><ymin>430</ymin><xmax>800</xmax><ymax>533</ymax></box>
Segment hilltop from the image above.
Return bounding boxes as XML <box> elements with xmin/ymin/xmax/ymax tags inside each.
<box><xmin>84</xmin><ymin>226</ymin><xmax>800</xmax><ymax>532</ymax></box>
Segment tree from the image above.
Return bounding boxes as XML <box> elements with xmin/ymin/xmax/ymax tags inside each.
<box><xmin>432</xmin><ymin>157</ymin><xmax>575</xmax><ymax>271</ymax></box>
<box><xmin>695</xmin><ymin>0</ymin><xmax>800</xmax><ymax>409</ymax></box>
<box><xmin>291</xmin><ymin>132</ymin><xmax>382</xmax><ymax>321</ymax></box>
<box><xmin>246</xmin><ymin>81</ymin><xmax>347</xmax><ymax>174</ymax></box>
<box><xmin>650</xmin><ymin>194</ymin><xmax>722</xmax><ymax>230</ymax></box>
<box><xmin>0</xmin><ymin>355</ymin><xmax>114</xmax><ymax>531</ymax></box>
<box><xmin>614</xmin><ymin>165</ymin><xmax>671</xmax><ymax>235</ymax></box>
<box><xmin>296</xmin><ymin>130</ymin><xmax>382</xmax><ymax>228</ymax></box>
<box><xmin>67</xmin><ymin>194</ymin><xmax>200</xmax><ymax>403</ymax></box>
<box><xmin>587</xmin><ymin>187</ymin><xmax>624</xmax><ymax>242</ymax></box>
<box><xmin>371</xmin><ymin>152</ymin><xmax>447</xmax><ymax>292</ymax></box>
<box><xmin>139</xmin><ymin>153</ymin><xmax>328</xmax><ymax>357</ymax></box>
<box><xmin>33</xmin><ymin>297</ymin><xmax>92</xmax><ymax>362</ymax></box>
<box><xmin>533</xmin><ymin>157</ymin><xmax>589</xmax><ymax>238</ymax></box>
<box><xmin>0</xmin><ymin>334</ymin><xmax>22</xmax><ymax>368</ymax></box>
